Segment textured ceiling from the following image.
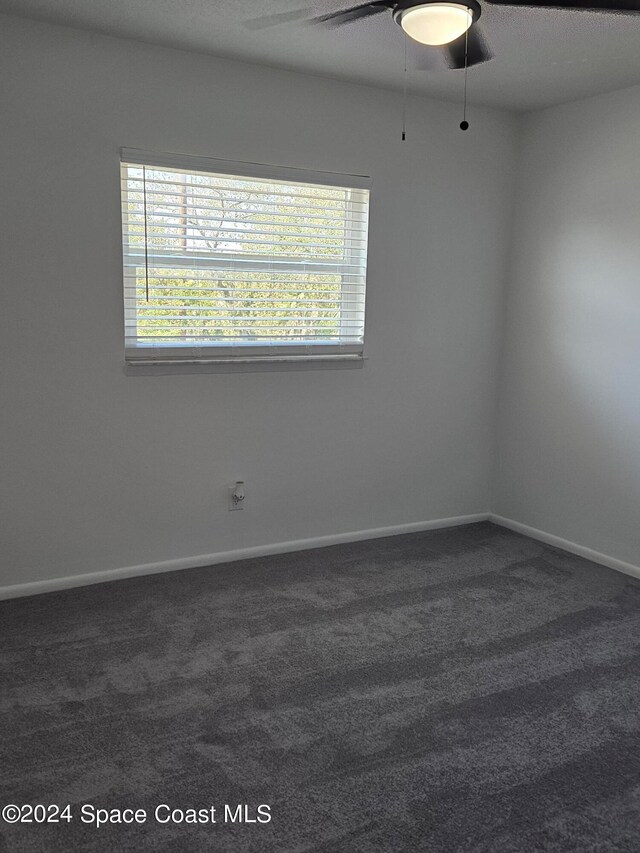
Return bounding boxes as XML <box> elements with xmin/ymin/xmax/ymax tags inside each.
<box><xmin>2</xmin><ymin>0</ymin><xmax>640</xmax><ymax>110</ymax></box>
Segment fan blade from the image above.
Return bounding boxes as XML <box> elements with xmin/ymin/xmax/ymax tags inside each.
<box><xmin>313</xmin><ymin>1</ymin><xmax>391</xmax><ymax>26</ymax></box>
<box><xmin>483</xmin><ymin>0</ymin><xmax>640</xmax><ymax>10</ymax></box>
<box><xmin>244</xmin><ymin>8</ymin><xmax>313</xmax><ymax>30</ymax></box>
<box><xmin>443</xmin><ymin>25</ymin><xmax>493</xmax><ymax>69</ymax></box>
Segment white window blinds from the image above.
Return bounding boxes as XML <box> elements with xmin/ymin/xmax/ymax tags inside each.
<box><xmin>120</xmin><ymin>150</ymin><xmax>371</xmax><ymax>364</ymax></box>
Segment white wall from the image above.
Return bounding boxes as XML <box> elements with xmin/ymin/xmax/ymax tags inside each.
<box><xmin>494</xmin><ymin>85</ymin><xmax>640</xmax><ymax>567</ymax></box>
<box><xmin>0</xmin><ymin>16</ymin><xmax>518</xmax><ymax>587</ymax></box>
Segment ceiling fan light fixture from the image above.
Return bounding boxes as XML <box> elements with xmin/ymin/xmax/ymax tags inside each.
<box><xmin>396</xmin><ymin>2</ymin><xmax>477</xmax><ymax>47</ymax></box>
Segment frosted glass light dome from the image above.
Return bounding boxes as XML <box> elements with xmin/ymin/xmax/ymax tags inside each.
<box><xmin>399</xmin><ymin>3</ymin><xmax>474</xmax><ymax>46</ymax></box>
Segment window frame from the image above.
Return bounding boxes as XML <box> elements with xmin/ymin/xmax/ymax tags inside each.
<box><xmin>120</xmin><ymin>149</ymin><xmax>372</xmax><ymax>366</ymax></box>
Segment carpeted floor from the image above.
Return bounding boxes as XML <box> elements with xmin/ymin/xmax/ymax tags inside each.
<box><xmin>1</xmin><ymin>522</ymin><xmax>640</xmax><ymax>852</ymax></box>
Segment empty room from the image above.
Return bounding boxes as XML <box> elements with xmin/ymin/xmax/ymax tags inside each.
<box><xmin>1</xmin><ymin>0</ymin><xmax>639</xmax><ymax>850</ymax></box>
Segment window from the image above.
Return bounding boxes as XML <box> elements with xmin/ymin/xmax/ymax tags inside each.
<box><xmin>120</xmin><ymin>150</ymin><xmax>371</xmax><ymax>364</ymax></box>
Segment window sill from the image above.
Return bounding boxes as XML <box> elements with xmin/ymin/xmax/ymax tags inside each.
<box><xmin>124</xmin><ymin>354</ymin><xmax>366</xmax><ymax>376</ymax></box>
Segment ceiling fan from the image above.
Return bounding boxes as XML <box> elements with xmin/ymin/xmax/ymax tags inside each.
<box><xmin>248</xmin><ymin>0</ymin><xmax>640</xmax><ymax>72</ymax></box>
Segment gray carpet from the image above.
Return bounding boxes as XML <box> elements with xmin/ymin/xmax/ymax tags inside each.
<box><xmin>2</xmin><ymin>522</ymin><xmax>640</xmax><ymax>852</ymax></box>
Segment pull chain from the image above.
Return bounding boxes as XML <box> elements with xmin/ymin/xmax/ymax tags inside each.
<box><xmin>460</xmin><ymin>28</ymin><xmax>469</xmax><ymax>131</ymax></box>
<box><xmin>402</xmin><ymin>37</ymin><xmax>408</xmax><ymax>141</ymax></box>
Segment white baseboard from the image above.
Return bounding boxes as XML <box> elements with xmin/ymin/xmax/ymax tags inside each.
<box><xmin>490</xmin><ymin>514</ymin><xmax>640</xmax><ymax>581</ymax></box>
<box><xmin>0</xmin><ymin>512</ymin><xmax>489</xmax><ymax>601</ymax></box>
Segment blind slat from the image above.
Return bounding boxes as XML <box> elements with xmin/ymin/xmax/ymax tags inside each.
<box><xmin>123</xmin><ymin>195</ymin><xmax>368</xmax><ymax>216</ymax></box>
<box><xmin>121</xmin><ymin>179</ymin><xmax>369</xmax><ymax>205</ymax></box>
<box><xmin>124</xmin><ymin>223</ymin><xmax>369</xmax><ymax>241</ymax></box>
<box><xmin>126</xmin><ymin>234</ymin><xmax>368</xmax><ymax>250</ymax></box>
<box><xmin>124</xmin><ymin>316</ymin><xmax>360</xmax><ymax>322</ymax></box>
<box><xmin>124</xmin><ymin>285</ymin><xmax>365</xmax><ymax>295</ymax></box>
<box><xmin>127</xmin><ymin>294</ymin><xmax>363</xmax><ymax>304</ymax></box>
<box><xmin>123</xmin><ymin>255</ymin><xmax>367</xmax><ymax>273</ymax></box>
<box><xmin>123</xmin><ymin>202</ymin><xmax>368</xmax><ymax>225</ymax></box>
<box><xmin>122</xmin><ymin>280</ymin><xmax>364</xmax><ymax>294</ymax></box>
<box><xmin>129</xmin><ymin>303</ymin><xmax>364</xmax><ymax>311</ymax></box>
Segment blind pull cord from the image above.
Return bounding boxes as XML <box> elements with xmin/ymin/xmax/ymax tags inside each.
<box><xmin>143</xmin><ymin>164</ymin><xmax>150</xmax><ymax>302</ymax></box>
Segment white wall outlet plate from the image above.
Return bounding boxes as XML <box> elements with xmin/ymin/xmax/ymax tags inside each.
<box><xmin>228</xmin><ymin>482</ymin><xmax>245</xmax><ymax>511</ymax></box>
